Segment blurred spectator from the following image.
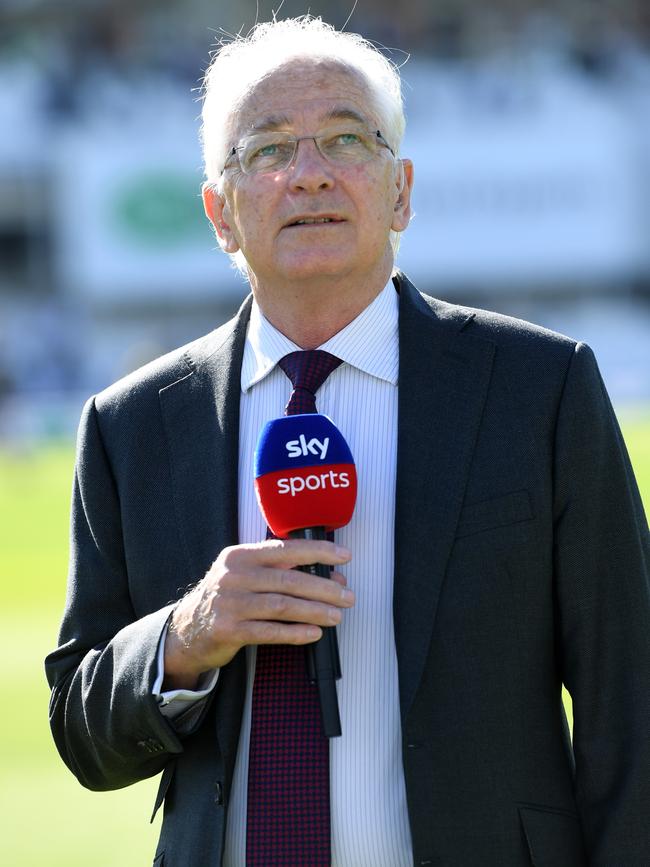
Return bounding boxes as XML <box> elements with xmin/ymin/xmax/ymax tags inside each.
<box><xmin>1</xmin><ymin>0</ymin><xmax>650</xmax><ymax>444</ymax></box>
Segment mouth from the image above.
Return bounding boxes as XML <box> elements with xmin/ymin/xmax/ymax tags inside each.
<box><xmin>284</xmin><ymin>215</ymin><xmax>346</xmax><ymax>228</ymax></box>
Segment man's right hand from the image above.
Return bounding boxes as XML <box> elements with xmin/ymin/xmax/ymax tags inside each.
<box><xmin>162</xmin><ymin>539</ymin><xmax>354</xmax><ymax>691</ymax></box>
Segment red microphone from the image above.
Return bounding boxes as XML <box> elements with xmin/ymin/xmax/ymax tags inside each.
<box><xmin>255</xmin><ymin>413</ymin><xmax>357</xmax><ymax>737</ymax></box>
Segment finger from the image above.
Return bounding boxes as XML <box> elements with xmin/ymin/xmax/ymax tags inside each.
<box><xmin>235</xmin><ymin>592</ymin><xmax>345</xmax><ymax>627</ymax></box>
<box><xmin>227</xmin><ymin>567</ymin><xmax>354</xmax><ymax>606</ymax></box>
<box><xmin>223</xmin><ymin>539</ymin><xmax>352</xmax><ymax>570</ymax></box>
<box><xmin>238</xmin><ymin>620</ymin><xmax>324</xmax><ymax>646</ymax></box>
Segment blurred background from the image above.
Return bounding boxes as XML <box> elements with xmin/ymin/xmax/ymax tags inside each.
<box><xmin>0</xmin><ymin>1</ymin><xmax>648</xmax><ymax>864</ymax></box>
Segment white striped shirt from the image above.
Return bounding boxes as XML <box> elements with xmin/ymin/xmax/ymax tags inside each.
<box><xmin>225</xmin><ymin>281</ymin><xmax>413</xmax><ymax>867</ymax></box>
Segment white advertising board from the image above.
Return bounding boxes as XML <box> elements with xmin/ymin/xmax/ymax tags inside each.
<box><xmin>397</xmin><ymin>63</ymin><xmax>650</xmax><ymax>290</ymax></box>
<box><xmin>52</xmin><ymin>64</ymin><xmax>650</xmax><ymax>300</ymax></box>
<box><xmin>53</xmin><ymin>117</ymin><xmax>240</xmax><ymax>301</ymax></box>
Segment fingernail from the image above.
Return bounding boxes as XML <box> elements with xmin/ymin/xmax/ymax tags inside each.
<box><xmin>335</xmin><ymin>545</ymin><xmax>352</xmax><ymax>560</ymax></box>
<box><xmin>342</xmin><ymin>588</ymin><xmax>355</xmax><ymax>604</ymax></box>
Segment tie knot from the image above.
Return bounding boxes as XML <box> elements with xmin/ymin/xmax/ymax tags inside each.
<box><xmin>278</xmin><ymin>350</ymin><xmax>342</xmax><ymax>415</ymax></box>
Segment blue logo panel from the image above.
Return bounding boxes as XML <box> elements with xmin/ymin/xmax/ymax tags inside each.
<box><xmin>254</xmin><ymin>414</ymin><xmax>354</xmax><ymax>477</ymax></box>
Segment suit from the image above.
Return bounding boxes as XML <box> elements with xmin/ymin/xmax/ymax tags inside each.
<box><xmin>46</xmin><ymin>273</ymin><xmax>650</xmax><ymax>866</ymax></box>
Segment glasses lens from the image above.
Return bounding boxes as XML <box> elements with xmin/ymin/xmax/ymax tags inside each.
<box><xmin>234</xmin><ymin>129</ymin><xmax>386</xmax><ymax>174</ymax></box>
<box><xmin>240</xmin><ymin>134</ymin><xmax>295</xmax><ymax>174</ymax></box>
<box><xmin>317</xmin><ymin>130</ymin><xmax>378</xmax><ymax>163</ymax></box>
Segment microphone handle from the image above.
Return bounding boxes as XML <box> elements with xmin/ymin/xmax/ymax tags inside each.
<box><xmin>289</xmin><ymin>526</ymin><xmax>342</xmax><ymax>738</ymax></box>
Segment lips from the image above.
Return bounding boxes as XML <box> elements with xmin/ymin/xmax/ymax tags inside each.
<box><xmin>284</xmin><ymin>215</ymin><xmax>345</xmax><ymax>227</ymax></box>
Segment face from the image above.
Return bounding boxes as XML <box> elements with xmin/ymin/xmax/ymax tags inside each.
<box><xmin>203</xmin><ymin>59</ymin><xmax>413</xmax><ymax>290</ymax></box>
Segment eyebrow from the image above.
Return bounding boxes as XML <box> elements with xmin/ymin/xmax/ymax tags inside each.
<box><xmin>324</xmin><ymin>108</ymin><xmax>370</xmax><ymax>126</ymax></box>
<box><xmin>247</xmin><ymin>107</ymin><xmax>372</xmax><ymax>135</ymax></box>
<box><xmin>248</xmin><ymin>114</ymin><xmax>293</xmax><ymax>133</ymax></box>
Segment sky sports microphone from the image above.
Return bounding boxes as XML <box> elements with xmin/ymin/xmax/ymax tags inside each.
<box><xmin>254</xmin><ymin>413</ymin><xmax>357</xmax><ymax>738</ymax></box>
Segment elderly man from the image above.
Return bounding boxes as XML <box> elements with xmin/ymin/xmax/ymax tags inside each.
<box><xmin>46</xmin><ymin>16</ymin><xmax>649</xmax><ymax>867</ymax></box>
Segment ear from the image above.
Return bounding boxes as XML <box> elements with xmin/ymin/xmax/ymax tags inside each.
<box><xmin>202</xmin><ymin>183</ymin><xmax>240</xmax><ymax>254</ymax></box>
<box><xmin>391</xmin><ymin>159</ymin><xmax>414</xmax><ymax>233</ymax></box>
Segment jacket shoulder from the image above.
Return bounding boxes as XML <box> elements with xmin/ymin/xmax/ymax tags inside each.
<box><xmin>93</xmin><ymin>300</ymin><xmax>250</xmax><ymax>419</ymax></box>
<box><xmin>421</xmin><ymin>292</ymin><xmax>578</xmax><ymax>354</ymax></box>
<box><xmin>397</xmin><ymin>271</ymin><xmax>578</xmax><ymax>356</ymax></box>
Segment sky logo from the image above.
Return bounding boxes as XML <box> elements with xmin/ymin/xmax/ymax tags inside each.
<box><xmin>286</xmin><ymin>435</ymin><xmax>329</xmax><ymax>460</ymax></box>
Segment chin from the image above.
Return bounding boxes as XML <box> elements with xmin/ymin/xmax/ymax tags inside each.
<box><xmin>279</xmin><ymin>250</ymin><xmax>354</xmax><ymax>281</ymax></box>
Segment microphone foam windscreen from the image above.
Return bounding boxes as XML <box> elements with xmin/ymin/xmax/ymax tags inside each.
<box><xmin>254</xmin><ymin>413</ymin><xmax>357</xmax><ymax>537</ymax></box>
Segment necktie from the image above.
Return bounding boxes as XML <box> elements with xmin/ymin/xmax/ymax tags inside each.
<box><xmin>246</xmin><ymin>350</ymin><xmax>343</xmax><ymax>867</ymax></box>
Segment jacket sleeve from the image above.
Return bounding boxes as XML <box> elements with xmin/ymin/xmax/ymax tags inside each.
<box><xmin>45</xmin><ymin>396</ymin><xmax>185</xmax><ymax>791</ymax></box>
<box><xmin>553</xmin><ymin>343</ymin><xmax>650</xmax><ymax>863</ymax></box>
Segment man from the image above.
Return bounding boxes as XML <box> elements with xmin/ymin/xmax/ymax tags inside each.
<box><xmin>46</xmin><ymin>17</ymin><xmax>650</xmax><ymax>867</ymax></box>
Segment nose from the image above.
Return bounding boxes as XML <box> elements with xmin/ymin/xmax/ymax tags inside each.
<box><xmin>288</xmin><ymin>138</ymin><xmax>335</xmax><ymax>193</ymax></box>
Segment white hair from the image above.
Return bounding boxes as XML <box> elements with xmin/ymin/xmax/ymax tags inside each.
<box><xmin>200</xmin><ymin>15</ymin><xmax>407</xmax><ymax>272</ymax></box>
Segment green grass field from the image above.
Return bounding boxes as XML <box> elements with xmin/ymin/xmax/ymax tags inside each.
<box><xmin>1</xmin><ymin>415</ymin><xmax>648</xmax><ymax>866</ymax></box>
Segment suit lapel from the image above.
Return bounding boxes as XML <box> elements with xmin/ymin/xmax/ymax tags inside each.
<box><xmin>393</xmin><ymin>274</ymin><xmax>495</xmax><ymax>722</ymax></box>
<box><xmin>159</xmin><ymin>299</ymin><xmax>251</xmax><ymax>583</ymax></box>
<box><xmin>158</xmin><ymin>298</ymin><xmax>252</xmax><ymax>763</ymax></box>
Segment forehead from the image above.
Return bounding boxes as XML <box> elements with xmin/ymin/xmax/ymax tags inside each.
<box><xmin>231</xmin><ymin>59</ymin><xmax>379</xmax><ymax>139</ymax></box>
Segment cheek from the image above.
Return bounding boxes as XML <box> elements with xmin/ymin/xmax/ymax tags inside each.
<box><xmin>351</xmin><ymin>171</ymin><xmax>397</xmax><ymax>237</ymax></box>
<box><xmin>230</xmin><ymin>196</ymin><xmax>268</xmax><ymax>246</ymax></box>
<box><xmin>236</xmin><ymin>176</ymin><xmax>288</xmax><ymax>245</ymax></box>
<box><xmin>356</xmin><ymin>162</ymin><xmax>396</xmax><ymax>207</ymax></box>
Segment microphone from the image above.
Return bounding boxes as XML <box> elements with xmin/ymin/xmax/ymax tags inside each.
<box><xmin>254</xmin><ymin>413</ymin><xmax>357</xmax><ymax>737</ymax></box>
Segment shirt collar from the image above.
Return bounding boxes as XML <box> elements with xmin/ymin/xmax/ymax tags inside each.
<box><xmin>241</xmin><ymin>280</ymin><xmax>399</xmax><ymax>393</ymax></box>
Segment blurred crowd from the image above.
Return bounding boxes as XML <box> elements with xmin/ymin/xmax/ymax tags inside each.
<box><xmin>2</xmin><ymin>0</ymin><xmax>650</xmax><ymax>441</ymax></box>
<box><xmin>2</xmin><ymin>0</ymin><xmax>650</xmax><ymax>174</ymax></box>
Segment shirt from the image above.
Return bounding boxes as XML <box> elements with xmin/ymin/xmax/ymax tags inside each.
<box><xmin>158</xmin><ymin>280</ymin><xmax>412</xmax><ymax>866</ymax></box>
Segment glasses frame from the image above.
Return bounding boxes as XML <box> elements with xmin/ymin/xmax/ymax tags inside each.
<box><xmin>221</xmin><ymin>128</ymin><xmax>395</xmax><ymax>176</ymax></box>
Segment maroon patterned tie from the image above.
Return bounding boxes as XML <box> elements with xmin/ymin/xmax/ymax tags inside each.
<box><xmin>246</xmin><ymin>350</ymin><xmax>343</xmax><ymax>867</ymax></box>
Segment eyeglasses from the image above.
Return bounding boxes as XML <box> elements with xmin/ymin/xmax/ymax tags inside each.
<box><xmin>222</xmin><ymin>128</ymin><xmax>394</xmax><ymax>175</ymax></box>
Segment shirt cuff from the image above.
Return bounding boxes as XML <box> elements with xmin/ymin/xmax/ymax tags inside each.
<box><xmin>153</xmin><ymin>623</ymin><xmax>219</xmax><ymax>720</ymax></box>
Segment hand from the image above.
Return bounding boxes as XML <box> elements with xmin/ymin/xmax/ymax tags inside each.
<box><xmin>163</xmin><ymin>539</ymin><xmax>354</xmax><ymax>690</ymax></box>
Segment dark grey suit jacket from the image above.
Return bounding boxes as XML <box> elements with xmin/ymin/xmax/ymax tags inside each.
<box><xmin>46</xmin><ymin>273</ymin><xmax>650</xmax><ymax>866</ymax></box>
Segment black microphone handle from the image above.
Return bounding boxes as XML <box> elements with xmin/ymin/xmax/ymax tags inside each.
<box><xmin>289</xmin><ymin>526</ymin><xmax>342</xmax><ymax>738</ymax></box>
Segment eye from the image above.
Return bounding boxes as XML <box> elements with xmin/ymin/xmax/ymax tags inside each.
<box><xmin>242</xmin><ymin>138</ymin><xmax>294</xmax><ymax>171</ymax></box>
<box><xmin>336</xmin><ymin>133</ymin><xmax>362</xmax><ymax>145</ymax></box>
<box><xmin>320</xmin><ymin>131</ymin><xmax>369</xmax><ymax>158</ymax></box>
<box><xmin>255</xmin><ymin>143</ymin><xmax>280</xmax><ymax>158</ymax></box>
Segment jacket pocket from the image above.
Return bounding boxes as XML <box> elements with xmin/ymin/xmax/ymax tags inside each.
<box><xmin>456</xmin><ymin>489</ymin><xmax>533</xmax><ymax>538</ymax></box>
<box><xmin>518</xmin><ymin>804</ymin><xmax>586</xmax><ymax>867</ymax></box>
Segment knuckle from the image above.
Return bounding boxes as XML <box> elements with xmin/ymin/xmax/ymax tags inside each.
<box><xmin>308</xmin><ymin>542</ymin><xmax>335</xmax><ymax>564</ymax></box>
<box><xmin>259</xmin><ymin>621</ymin><xmax>282</xmax><ymax>643</ymax></box>
<box><xmin>278</xmin><ymin>569</ymin><xmax>299</xmax><ymax>592</ymax></box>
<box><xmin>328</xmin><ymin>606</ymin><xmax>342</xmax><ymax>624</ymax></box>
<box><xmin>282</xmin><ymin>538</ymin><xmax>309</xmax><ymax>557</ymax></box>
<box><xmin>325</xmin><ymin>581</ymin><xmax>342</xmax><ymax>600</ymax></box>
<box><xmin>218</xmin><ymin>545</ymin><xmax>237</xmax><ymax>567</ymax></box>
<box><xmin>217</xmin><ymin>571</ymin><xmax>238</xmax><ymax>591</ymax></box>
<box><xmin>290</xmin><ymin>626</ymin><xmax>320</xmax><ymax>644</ymax></box>
<box><xmin>267</xmin><ymin>593</ymin><xmax>288</xmax><ymax>616</ymax></box>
